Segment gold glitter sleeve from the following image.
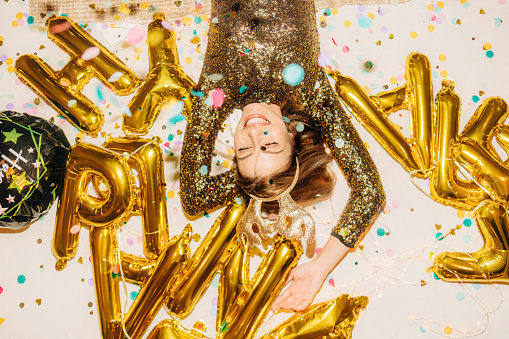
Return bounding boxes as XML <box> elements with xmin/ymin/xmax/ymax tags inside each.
<box><xmin>180</xmin><ymin>101</ymin><xmax>241</xmax><ymax>216</ymax></box>
<box><xmin>306</xmin><ymin>73</ymin><xmax>386</xmax><ymax>247</ymax></box>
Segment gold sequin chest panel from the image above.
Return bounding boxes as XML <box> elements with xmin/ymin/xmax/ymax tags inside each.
<box><xmin>181</xmin><ymin>0</ymin><xmax>385</xmax><ymax>247</ymax></box>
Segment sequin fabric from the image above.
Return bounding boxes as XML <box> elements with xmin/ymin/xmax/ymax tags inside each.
<box><xmin>180</xmin><ymin>0</ymin><xmax>385</xmax><ymax>248</ymax></box>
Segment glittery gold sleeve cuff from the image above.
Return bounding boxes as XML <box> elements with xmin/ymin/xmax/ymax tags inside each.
<box><xmin>306</xmin><ymin>73</ymin><xmax>386</xmax><ymax>248</ymax></box>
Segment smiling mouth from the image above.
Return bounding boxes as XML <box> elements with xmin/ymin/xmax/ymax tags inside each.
<box><xmin>245</xmin><ymin>115</ymin><xmax>270</xmax><ymax>127</ymax></box>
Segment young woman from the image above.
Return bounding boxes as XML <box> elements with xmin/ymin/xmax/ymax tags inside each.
<box><xmin>180</xmin><ymin>0</ymin><xmax>385</xmax><ymax>311</ymax></box>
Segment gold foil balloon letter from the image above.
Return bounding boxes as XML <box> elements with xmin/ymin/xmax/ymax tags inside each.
<box><xmin>15</xmin><ymin>15</ymin><xmax>139</xmax><ymax>135</ymax></box>
<box><xmin>124</xmin><ymin>12</ymin><xmax>196</xmax><ymax>134</ymax></box>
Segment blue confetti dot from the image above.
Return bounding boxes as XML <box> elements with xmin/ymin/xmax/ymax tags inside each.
<box><xmin>211</xmin><ymin>273</ymin><xmax>220</xmax><ymax>288</ymax></box>
<box><xmin>283</xmin><ymin>63</ymin><xmax>305</xmax><ymax>86</ymax></box>
<box><xmin>200</xmin><ymin>165</ymin><xmax>208</xmax><ymax>175</ymax></box>
<box><xmin>473</xmin><ymin>283</ymin><xmax>482</xmax><ymax>290</ymax></box>
<box><xmin>463</xmin><ymin>219</ymin><xmax>472</xmax><ymax>227</ymax></box>
<box><xmin>376</xmin><ymin>228</ymin><xmax>385</xmax><ymax>236</ymax></box>
<box><xmin>17</xmin><ymin>275</ymin><xmax>26</xmax><ymax>284</ymax></box>
<box><xmin>456</xmin><ymin>292</ymin><xmax>465</xmax><ymax>301</ymax></box>
<box><xmin>296</xmin><ymin>123</ymin><xmax>305</xmax><ymax>132</ymax></box>
<box><xmin>356</xmin><ymin>54</ymin><xmax>365</xmax><ymax>61</ymax></box>
<box><xmin>326</xmin><ymin>25</ymin><xmax>335</xmax><ymax>32</ymax></box>
<box><xmin>235</xmin><ymin>197</ymin><xmax>243</xmax><ymax>205</ymax></box>
<box><xmin>463</xmin><ymin>235</ymin><xmax>471</xmax><ymax>243</ymax></box>
<box><xmin>486</xmin><ymin>50</ymin><xmax>494</xmax><ymax>58</ymax></box>
<box><xmin>335</xmin><ymin>138</ymin><xmax>345</xmax><ymax>148</ymax></box>
<box><xmin>130</xmin><ymin>291</ymin><xmax>138</xmax><ymax>300</ymax></box>
<box><xmin>377</xmin><ymin>71</ymin><xmax>384</xmax><ymax>78</ymax></box>
<box><xmin>209</xmin><ymin>307</ymin><xmax>217</xmax><ymax>316</ymax></box>
<box><xmin>358</xmin><ymin>16</ymin><xmax>372</xmax><ymax>29</ymax></box>
<box><xmin>282</xmin><ymin>116</ymin><xmax>290</xmax><ymax>123</ymax></box>
<box><xmin>419</xmin><ymin>327</ymin><xmax>426</xmax><ymax>333</ymax></box>
<box><xmin>194</xmin><ymin>16</ymin><xmax>201</xmax><ymax>24</ymax></box>
<box><xmin>432</xmin><ymin>71</ymin><xmax>439</xmax><ymax>78</ymax></box>
<box><xmin>212</xmin><ymin>17</ymin><xmax>218</xmax><ymax>23</ymax></box>
<box><xmin>239</xmin><ymin>86</ymin><xmax>247</xmax><ymax>93</ymax></box>
<box><xmin>121</xmin><ymin>104</ymin><xmax>132</xmax><ymax>117</ymax></box>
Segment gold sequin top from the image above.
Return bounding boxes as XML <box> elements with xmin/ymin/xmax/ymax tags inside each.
<box><xmin>181</xmin><ymin>0</ymin><xmax>385</xmax><ymax>248</ymax></box>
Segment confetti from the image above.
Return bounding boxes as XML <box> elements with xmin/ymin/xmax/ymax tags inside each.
<box><xmin>282</xmin><ymin>63</ymin><xmax>305</xmax><ymax>86</ymax></box>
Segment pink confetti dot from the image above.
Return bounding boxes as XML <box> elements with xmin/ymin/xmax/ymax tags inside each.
<box><xmin>211</xmin><ymin>297</ymin><xmax>218</xmax><ymax>307</ymax></box>
<box><xmin>111</xmin><ymin>265</ymin><xmax>120</xmax><ymax>274</ymax></box>
<box><xmin>391</xmin><ymin>200</ymin><xmax>400</xmax><ymax>208</ymax></box>
<box><xmin>6</xmin><ymin>103</ymin><xmax>14</xmax><ymax>110</ymax></box>
<box><xmin>268</xmin><ymin>213</ymin><xmax>278</xmax><ymax>221</ymax></box>
<box><xmin>172</xmin><ymin>207</ymin><xmax>178</xmax><ymax>215</ymax></box>
<box><xmin>49</xmin><ymin>21</ymin><xmax>72</xmax><ymax>34</ymax></box>
<box><xmin>384</xmin><ymin>205</ymin><xmax>392</xmax><ymax>214</ymax></box>
<box><xmin>499</xmin><ymin>0</ymin><xmax>506</xmax><ymax>4</ymax></box>
<box><xmin>17</xmin><ymin>19</ymin><xmax>25</xmax><ymax>26</ymax></box>
<box><xmin>316</xmin><ymin>247</ymin><xmax>322</xmax><ymax>255</ymax></box>
<box><xmin>0</xmin><ymin>286</ymin><xmax>3</xmax><ymax>294</ymax></box>
<box><xmin>127</xmin><ymin>27</ymin><xmax>145</xmax><ymax>45</ymax></box>
<box><xmin>82</xmin><ymin>47</ymin><xmax>100</xmax><ymax>61</ymax></box>
<box><xmin>70</xmin><ymin>225</ymin><xmax>81</xmax><ymax>234</ymax></box>
<box><xmin>386</xmin><ymin>248</ymin><xmax>394</xmax><ymax>257</ymax></box>
<box><xmin>342</xmin><ymin>46</ymin><xmax>350</xmax><ymax>53</ymax></box>
<box><xmin>87</xmin><ymin>279</ymin><xmax>94</xmax><ymax>286</ymax></box>
<box><xmin>209</xmin><ymin>88</ymin><xmax>225</xmax><ymax>109</ymax></box>
<box><xmin>136</xmin><ymin>236</ymin><xmax>143</xmax><ymax>244</ymax></box>
<box><xmin>127</xmin><ymin>237</ymin><xmax>134</xmax><ymax>246</ymax></box>
<box><xmin>328</xmin><ymin>278</ymin><xmax>335</xmax><ymax>287</ymax></box>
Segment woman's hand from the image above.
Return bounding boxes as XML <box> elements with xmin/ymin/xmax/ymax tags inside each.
<box><xmin>271</xmin><ymin>236</ymin><xmax>351</xmax><ymax>312</ymax></box>
<box><xmin>271</xmin><ymin>261</ymin><xmax>328</xmax><ymax>311</ymax></box>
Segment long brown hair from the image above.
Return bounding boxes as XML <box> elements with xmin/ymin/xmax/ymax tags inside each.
<box><xmin>235</xmin><ymin>96</ymin><xmax>336</xmax><ymax>211</ymax></box>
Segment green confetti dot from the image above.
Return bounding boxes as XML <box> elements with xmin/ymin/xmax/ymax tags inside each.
<box><xmin>220</xmin><ymin>321</ymin><xmax>228</xmax><ymax>332</ymax></box>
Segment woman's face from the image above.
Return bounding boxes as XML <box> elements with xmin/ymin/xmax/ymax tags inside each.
<box><xmin>234</xmin><ymin>103</ymin><xmax>294</xmax><ymax>178</ymax></box>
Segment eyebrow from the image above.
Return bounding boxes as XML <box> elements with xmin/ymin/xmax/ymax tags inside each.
<box><xmin>237</xmin><ymin>148</ymin><xmax>285</xmax><ymax>160</ymax></box>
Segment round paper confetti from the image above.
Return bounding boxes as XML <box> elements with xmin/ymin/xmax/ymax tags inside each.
<box><xmin>81</xmin><ymin>47</ymin><xmax>100</xmax><ymax>61</ymax></box>
<box><xmin>282</xmin><ymin>63</ymin><xmax>305</xmax><ymax>86</ymax></box>
<box><xmin>17</xmin><ymin>275</ymin><xmax>26</xmax><ymax>284</ymax></box>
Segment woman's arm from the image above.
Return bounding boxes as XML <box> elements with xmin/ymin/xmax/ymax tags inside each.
<box><xmin>271</xmin><ymin>236</ymin><xmax>349</xmax><ymax>311</ymax></box>
<box><xmin>180</xmin><ymin>100</ymin><xmax>241</xmax><ymax>216</ymax></box>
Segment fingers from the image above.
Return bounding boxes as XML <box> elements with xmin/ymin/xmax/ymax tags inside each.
<box><xmin>283</xmin><ymin>270</ymin><xmax>294</xmax><ymax>287</ymax></box>
<box><xmin>271</xmin><ymin>287</ymin><xmax>293</xmax><ymax>311</ymax></box>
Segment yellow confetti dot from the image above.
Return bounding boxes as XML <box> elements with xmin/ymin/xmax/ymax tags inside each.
<box><xmin>6</xmin><ymin>58</ymin><xmax>13</xmax><ymax>66</ymax></box>
<box><xmin>389</xmin><ymin>77</ymin><xmax>398</xmax><ymax>84</ymax></box>
<box><xmin>167</xmin><ymin>190</ymin><xmax>175</xmax><ymax>199</ymax></box>
<box><xmin>427</xmin><ymin>25</ymin><xmax>435</xmax><ymax>32</ymax></box>
<box><xmin>114</xmin><ymin>123</ymin><xmax>120</xmax><ymax>129</ymax></box>
<box><xmin>319</xmin><ymin>15</ymin><xmax>327</xmax><ymax>22</ymax></box>
<box><xmin>344</xmin><ymin>20</ymin><xmax>351</xmax><ymax>28</ymax></box>
<box><xmin>437</xmin><ymin>2</ymin><xmax>445</xmax><ymax>8</ymax></box>
<box><xmin>182</xmin><ymin>17</ymin><xmax>193</xmax><ymax>25</ymax></box>
<box><xmin>367</xmin><ymin>13</ymin><xmax>375</xmax><ymax>20</ymax></box>
<box><xmin>440</xmin><ymin>70</ymin><xmax>448</xmax><ymax>77</ymax></box>
<box><xmin>444</xmin><ymin>326</ymin><xmax>452</xmax><ymax>335</ymax></box>
<box><xmin>0</xmin><ymin>36</ymin><xmax>3</xmax><ymax>41</ymax></box>
<box><xmin>119</xmin><ymin>3</ymin><xmax>130</xmax><ymax>14</ymax></box>
<box><xmin>410</xmin><ymin>31</ymin><xmax>418</xmax><ymax>39</ymax></box>
<box><xmin>12</xmin><ymin>20</ymin><xmax>18</xmax><ymax>28</ymax></box>
<box><xmin>483</xmin><ymin>42</ymin><xmax>492</xmax><ymax>50</ymax></box>
<box><xmin>141</xmin><ymin>2</ymin><xmax>149</xmax><ymax>9</ymax></box>
<box><xmin>185</xmin><ymin>57</ymin><xmax>192</xmax><ymax>64</ymax></box>
<box><xmin>134</xmin><ymin>47</ymin><xmax>143</xmax><ymax>54</ymax></box>
<box><xmin>222</xmin><ymin>160</ymin><xmax>231</xmax><ymax>168</ymax></box>
<box><xmin>460</xmin><ymin>0</ymin><xmax>468</xmax><ymax>4</ymax></box>
<box><xmin>457</xmin><ymin>210</ymin><xmax>465</xmax><ymax>218</ymax></box>
<box><xmin>0</xmin><ymin>318</ymin><xmax>5</xmax><ymax>325</ymax></box>
<box><xmin>135</xmin><ymin>55</ymin><xmax>140</xmax><ymax>60</ymax></box>
<box><xmin>362</xmin><ymin>86</ymin><xmax>371</xmax><ymax>95</ymax></box>
<box><xmin>226</xmin><ymin>147</ymin><xmax>235</xmax><ymax>156</ymax></box>
<box><xmin>438</xmin><ymin>54</ymin><xmax>447</xmax><ymax>61</ymax></box>
<box><xmin>76</xmin><ymin>131</ymin><xmax>84</xmax><ymax>140</ymax></box>
<box><xmin>427</xmin><ymin>4</ymin><xmax>434</xmax><ymax>10</ymax></box>
<box><xmin>190</xmin><ymin>36</ymin><xmax>200</xmax><ymax>44</ymax></box>
<box><xmin>110</xmin><ymin>24</ymin><xmax>116</xmax><ymax>28</ymax></box>
<box><xmin>192</xmin><ymin>233</ymin><xmax>201</xmax><ymax>242</ymax></box>
<box><xmin>7</xmin><ymin>66</ymin><xmax>15</xmax><ymax>73</ymax></box>
<box><xmin>16</xmin><ymin>12</ymin><xmax>23</xmax><ymax>19</ymax></box>
<box><xmin>331</xmin><ymin>8</ymin><xmax>338</xmax><ymax>15</ymax></box>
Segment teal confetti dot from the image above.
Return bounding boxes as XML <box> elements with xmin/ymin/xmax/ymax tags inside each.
<box><xmin>283</xmin><ymin>63</ymin><xmax>305</xmax><ymax>86</ymax></box>
<box><xmin>358</xmin><ymin>16</ymin><xmax>372</xmax><ymax>29</ymax></box>
<box><xmin>130</xmin><ymin>291</ymin><xmax>138</xmax><ymax>300</ymax></box>
<box><xmin>473</xmin><ymin>283</ymin><xmax>481</xmax><ymax>290</ymax></box>
<box><xmin>264</xmin><ymin>131</ymin><xmax>268</xmax><ymax>135</ymax></box>
<box><xmin>194</xmin><ymin>16</ymin><xmax>201</xmax><ymax>24</ymax></box>
<box><xmin>67</xmin><ymin>100</ymin><xmax>77</xmax><ymax>107</ymax></box>
<box><xmin>436</xmin><ymin>232</ymin><xmax>444</xmax><ymax>240</ymax></box>
<box><xmin>432</xmin><ymin>71</ymin><xmax>439</xmax><ymax>78</ymax></box>
<box><xmin>17</xmin><ymin>275</ymin><xmax>26</xmax><ymax>284</ymax></box>
<box><xmin>456</xmin><ymin>292</ymin><xmax>465</xmax><ymax>301</ymax></box>
<box><xmin>486</xmin><ymin>50</ymin><xmax>494</xmax><ymax>58</ymax></box>
<box><xmin>463</xmin><ymin>235</ymin><xmax>471</xmax><ymax>243</ymax></box>
<box><xmin>376</xmin><ymin>228</ymin><xmax>385</xmax><ymax>236</ymax></box>
<box><xmin>370</xmin><ymin>83</ymin><xmax>377</xmax><ymax>90</ymax></box>
<box><xmin>472</xmin><ymin>95</ymin><xmax>480</xmax><ymax>103</ymax></box>
<box><xmin>335</xmin><ymin>138</ymin><xmax>345</xmax><ymax>148</ymax></box>
<box><xmin>200</xmin><ymin>165</ymin><xmax>208</xmax><ymax>175</ymax></box>
<box><xmin>324</xmin><ymin>8</ymin><xmax>331</xmax><ymax>16</ymax></box>
<box><xmin>419</xmin><ymin>327</ymin><xmax>426</xmax><ymax>333</ymax></box>
<box><xmin>356</xmin><ymin>54</ymin><xmax>365</xmax><ymax>61</ymax></box>
<box><xmin>211</xmin><ymin>273</ymin><xmax>220</xmax><ymax>288</ymax></box>
<box><xmin>326</xmin><ymin>25</ymin><xmax>335</xmax><ymax>32</ymax></box>
<box><xmin>239</xmin><ymin>86</ymin><xmax>247</xmax><ymax>93</ymax></box>
<box><xmin>282</xmin><ymin>116</ymin><xmax>290</xmax><ymax>123</ymax></box>
<box><xmin>167</xmin><ymin>134</ymin><xmax>175</xmax><ymax>142</ymax></box>
<box><xmin>463</xmin><ymin>219</ymin><xmax>472</xmax><ymax>227</ymax></box>
<box><xmin>209</xmin><ymin>307</ymin><xmax>217</xmax><ymax>316</ymax></box>
<box><xmin>212</xmin><ymin>17</ymin><xmax>218</xmax><ymax>23</ymax></box>
<box><xmin>433</xmin><ymin>272</ymin><xmax>440</xmax><ymax>280</ymax></box>
<box><xmin>495</xmin><ymin>18</ymin><xmax>502</xmax><ymax>27</ymax></box>
<box><xmin>121</xmin><ymin>104</ymin><xmax>132</xmax><ymax>117</ymax></box>
<box><xmin>235</xmin><ymin>197</ymin><xmax>243</xmax><ymax>205</ymax></box>
<box><xmin>204</xmin><ymin>211</ymin><xmax>210</xmax><ymax>218</ymax></box>
<box><xmin>27</xmin><ymin>16</ymin><xmax>34</xmax><ymax>24</ymax></box>
<box><xmin>377</xmin><ymin>71</ymin><xmax>384</xmax><ymax>78</ymax></box>
<box><xmin>190</xmin><ymin>89</ymin><xmax>204</xmax><ymax>97</ymax></box>
<box><xmin>296</xmin><ymin>123</ymin><xmax>304</xmax><ymax>132</ymax></box>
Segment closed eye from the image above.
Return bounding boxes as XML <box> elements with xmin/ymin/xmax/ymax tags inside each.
<box><xmin>238</xmin><ymin>146</ymin><xmax>251</xmax><ymax>151</ymax></box>
<box><xmin>265</xmin><ymin>142</ymin><xmax>277</xmax><ymax>146</ymax></box>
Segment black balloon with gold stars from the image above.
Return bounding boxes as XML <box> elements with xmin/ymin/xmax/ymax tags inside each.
<box><xmin>0</xmin><ymin>111</ymin><xmax>70</xmax><ymax>230</ymax></box>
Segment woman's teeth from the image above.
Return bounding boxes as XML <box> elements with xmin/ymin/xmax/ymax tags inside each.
<box><xmin>245</xmin><ymin>118</ymin><xmax>269</xmax><ymax>126</ymax></box>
